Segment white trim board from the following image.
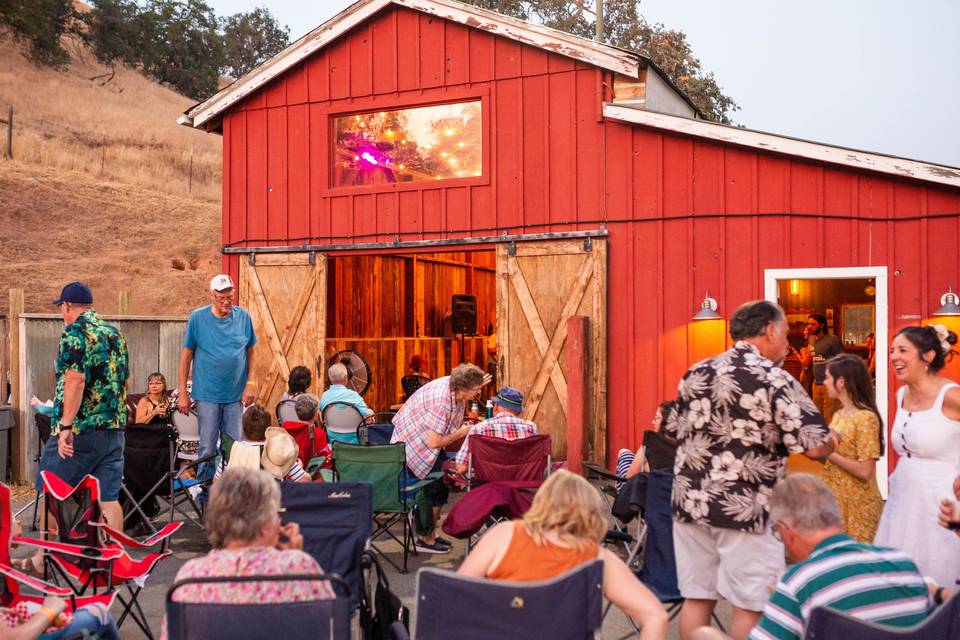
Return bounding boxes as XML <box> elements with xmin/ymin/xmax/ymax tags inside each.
<box><xmin>604</xmin><ymin>104</ymin><xmax>960</xmax><ymax>190</ymax></box>
<box><xmin>181</xmin><ymin>0</ymin><xmax>640</xmax><ymax>131</ymax></box>
<box><xmin>765</xmin><ymin>266</ymin><xmax>889</xmax><ymax>498</ymax></box>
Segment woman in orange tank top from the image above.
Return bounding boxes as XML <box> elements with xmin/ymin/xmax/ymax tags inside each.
<box><xmin>459</xmin><ymin>470</ymin><xmax>668</xmax><ymax>640</ymax></box>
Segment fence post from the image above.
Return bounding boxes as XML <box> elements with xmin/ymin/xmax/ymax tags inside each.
<box><xmin>118</xmin><ymin>290</ymin><xmax>131</xmax><ymax>315</ymax></box>
<box><xmin>8</xmin><ymin>289</ymin><xmax>23</xmax><ymax>482</ymax></box>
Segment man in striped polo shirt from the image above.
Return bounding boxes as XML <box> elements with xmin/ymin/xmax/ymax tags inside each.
<box><xmin>695</xmin><ymin>473</ymin><xmax>932</xmax><ymax>640</ymax></box>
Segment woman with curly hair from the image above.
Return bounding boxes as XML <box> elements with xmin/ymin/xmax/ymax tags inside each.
<box><xmin>874</xmin><ymin>324</ymin><xmax>960</xmax><ymax>586</ymax></box>
<box><xmin>459</xmin><ymin>470</ymin><xmax>668</xmax><ymax>639</ymax></box>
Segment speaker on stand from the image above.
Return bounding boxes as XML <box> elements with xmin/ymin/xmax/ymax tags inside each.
<box><xmin>451</xmin><ymin>294</ymin><xmax>478</xmax><ymax>362</ymax></box>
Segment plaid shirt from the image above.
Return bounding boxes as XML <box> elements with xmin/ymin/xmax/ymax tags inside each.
<box><xmin>454</xmin><ymin>414</ymin><xmax>539</xmax><ymax>466</ymax></box>
<box><xmin>391</xmin><ymin>376</ymin><xmax>465</xmax><ymax>479</ymax></box>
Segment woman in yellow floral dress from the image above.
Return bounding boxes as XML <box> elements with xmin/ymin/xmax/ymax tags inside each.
<box><xmin>821</xmin><ymin>354</ymin><xmax>884</xmax><ymax>542</ymax></box>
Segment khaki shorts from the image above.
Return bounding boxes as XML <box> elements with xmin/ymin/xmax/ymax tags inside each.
<box><xmin>673</xmin><ymin>520</ymin><xmax>784</xmax><ymax>612</ymax></box>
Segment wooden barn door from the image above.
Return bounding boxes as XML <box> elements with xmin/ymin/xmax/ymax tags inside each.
<box><xmin>496</xmin><ymin>238</ymin><xmax>607</xmax><ymax>463</ymax></box>
<box><xmin>239</xmin><ymin>253</ymin><xmax>327</xmax><ymax>412</ymax></box>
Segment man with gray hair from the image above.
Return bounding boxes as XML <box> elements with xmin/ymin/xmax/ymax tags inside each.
<box><xmin>319</xmin><ymin>363</ymin><xmax>372</xmax><ymax>417</ymax></box>
<box><xmin>694</xmin><ymin>474</ymin><xmax>932</xmax><ymax>640</ymax></box>
<box><xmin>663</xmin><ymin>300</ymin><xmax>837</xmax><ymax>639</ymax></box>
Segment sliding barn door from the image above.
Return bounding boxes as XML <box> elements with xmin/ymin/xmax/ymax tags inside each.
<box><xmin>239</xmin><ymin>253</ymin><xmax>327</xmax><ymax>412</ymax></box>
<box><xmin>496</xmin><ymin>238</ymin><xmax>607</xmax><ymax>463</ymax></box>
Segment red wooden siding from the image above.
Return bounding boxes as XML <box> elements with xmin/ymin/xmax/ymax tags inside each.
<box><xmin>219</xmin><ymin>5</ymin><xmax>960</xmax><ymax>466</ymax></box>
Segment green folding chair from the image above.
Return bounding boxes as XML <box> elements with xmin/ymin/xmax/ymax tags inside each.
<box><xmin>331</xmin><ymin>442</ymin><xmax>439</xmax><ymax>573</ymax></box>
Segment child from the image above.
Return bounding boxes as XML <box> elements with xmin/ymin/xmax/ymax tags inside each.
<box><xmin>215</xmin><ymin>404</ymin><xmax>310</xmax><ymax>483</ymax></box>
<box><xmin>821</xmin><ymin>354</ymin><xmax>884</xmax><ymax>542</ymax></box>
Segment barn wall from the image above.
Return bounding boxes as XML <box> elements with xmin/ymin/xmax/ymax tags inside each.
<box><xmin>218</xmin><ymin>5</ymin><xmax>960</xmax><ymax>466</ymax></box>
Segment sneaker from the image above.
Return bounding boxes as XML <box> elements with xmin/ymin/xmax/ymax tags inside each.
<box><xmin>415</xmin><ymin>539</ymin><xmax>451</xmax><ymax>554</ymax></box>
<box><xmin>434</xmin><ymin>536</ymin><xmax>453</xmax><ymax>548</ymax></box>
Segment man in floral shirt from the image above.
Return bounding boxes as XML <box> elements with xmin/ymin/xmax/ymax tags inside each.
<box><xmin>663</xmin><ymin>300</ymin><xmax>836</xmax><ymax>640</ymax></box>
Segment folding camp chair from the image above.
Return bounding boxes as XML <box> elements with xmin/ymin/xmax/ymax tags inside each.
<box><xmin>280</xmin><ymin>481</ymin><xmax>372</xmax><ymax>608</ymax></box>
<box><xmin>275</xmin><ymin>398</ymin><xmax>299</xmax><ymax>424</ymax></box>
<box><xmin>606</xmin><ymin>469</ymin><xmax>723</xmax><ymax>638</ymax></box>
<box><xmin>447</xmin><ymin>434</ymin><xmax>551</xmax><ymax>553</ymax></box>
<box><xmin>582</xmin><ymin>460</ymin><xmax>643</xmax><ymax>560</ymax></box>
<box><xmin>120</xmin><ymin>422</ymin><xmax>214</xmax><ymax>533</ymax></box>
<box><xmin>39</xmin><ymin>471</ymin><xmax>182</xmax><ymax>639</ymax></box>
<box><xmin>400</xmin><ymin>375</ymin><xmax>426</xmax><ymax>400</ymax></box>
<box><xmin>281</xmin><ymin>419</ymin><xmax>329</xmax><ymax>469</ymax></box>
<box><xmin>172</xmin><ymin>409</ymin><xmax>201</xmax><ymax>460</ymax></box>
<box><xmin>332</xmin><ymin>442</ymin><xmax>440</xmax><ymax>573</ymax></box>
<box><xmin>0</xmin><ymin>483</ymin><xmax>116</xmax><ymax>619</ymax></box>
<box><xmin>395</xmin><ymin>560</ymin><xmax>604</xmax><ymax>639</ymax></box>
<box><xmin>166</xmin><ymin>573</ymin><xmax>352</xmax><ymax>640</ymax></box>
<box><xmin>14</xmin><ymin>412</ymin><xmax>53</xmax><ymax>531</ymax></box>
<box><xmin>358</xmin><ymin>411</ymin><xmax>397</xmax><ymax>445</ymax></box>
<box><xmin>323</xmin><ymin>403</ymin><xmax>364</xmax><ymax>445</ymax></box>
<box><xmin>804</xmin><ymin>593</ymin><xmax>960</xmax><ymax>639</ymax></box>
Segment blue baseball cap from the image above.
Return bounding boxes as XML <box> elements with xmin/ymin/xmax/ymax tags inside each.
<box><xmin>52</xmin><ymin>281</ymin><xmax>93</xmax><ymax>305</ymax></box>
<box><xmin>492</xmin><ymin>386</ymin><xmax>524</xmax><ymax>412</ymax></box>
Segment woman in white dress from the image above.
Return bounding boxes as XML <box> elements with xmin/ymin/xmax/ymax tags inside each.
<box><xmin>874</xmin><ymin>324</ymin><xmax>960</xmax><ymax>586</ymax></box>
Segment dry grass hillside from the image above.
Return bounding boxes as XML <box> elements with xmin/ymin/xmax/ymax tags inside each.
<box><xmin>0</xmin><ymin>30</ymin><xmax>222</xmax><ymax>316</ymax></box>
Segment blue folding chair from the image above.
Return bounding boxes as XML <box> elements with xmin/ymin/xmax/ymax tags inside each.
<box><xmin>358</xmin><ymin>412</ymin><xmax>396</xmax><ymax>445</ymax></box>
<box><xmin>280</xmin><ymin>481</ymin><xmax>372</xmax><ymax>608</ymax></box>
<box><xmin>399</xmin><ymin>560</ymin><xmax>604</xmax><ymax>640</ymax></box>
<box><xmin>166</xmin><ymin>574</ymin><xmax>351</xmax><ymax>640</ymax></box>
<box><xmin>805</xmin><ymin>592</ymin><xmax>959</xmax><ymax>639</ymax></box>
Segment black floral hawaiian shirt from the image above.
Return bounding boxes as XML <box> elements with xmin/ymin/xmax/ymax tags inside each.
<box><xmin>663</xmin><ymin>341</ymin><xmax>830</xmax><ymax>533</ymax></box>
<box><xmin>53</xmin><ymin>311</ymin><xmax>129</xmax><ymax>434</ymax></box>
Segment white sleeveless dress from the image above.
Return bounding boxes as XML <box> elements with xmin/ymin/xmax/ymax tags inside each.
<box><xmin>873</xmin><ymin>382</ymin><xmax>960</xmax><ymax>586</ymax></box>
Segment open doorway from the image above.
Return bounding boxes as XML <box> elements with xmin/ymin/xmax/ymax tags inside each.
<box><xmin>765</xmin><ymin>267</ymin><xmax>889</xmax><ymax>495</ymax></box>
<box><xmin>324</xmin><ymin>249</ymin><xmax>497</xmax><ymax>414</ymax></box>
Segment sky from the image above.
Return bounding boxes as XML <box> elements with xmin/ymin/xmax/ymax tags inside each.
<box><xmin>206</xmin><ymin>0</ymin><xmax>960</xmax><ymax>167</ymax></box>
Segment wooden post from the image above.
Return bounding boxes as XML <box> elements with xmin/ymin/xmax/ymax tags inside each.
<box><xmin>566</xmin><ymin>316</ymin><xmax>588</xmax><ymax>474</ymax></box>
<box><xmin>118</xmin><ymin>290</ymin><xmax>131</xmax><ymax>315</ymax></box>
<box><xmin>8</xmin><ymin>289</ymin><xmax>23</xmax><ymax>482</ymax></box>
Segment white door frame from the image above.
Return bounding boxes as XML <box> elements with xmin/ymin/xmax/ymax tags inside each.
<box><xmin>764</xmin><ymin>266</ymin><xmax>889</xmax><ymax>497</ymax></box>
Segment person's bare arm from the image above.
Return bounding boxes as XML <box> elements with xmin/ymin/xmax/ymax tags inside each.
<box><xmin>825</xmin><ymin>452</ymin><xmax>876</xmax><ymax>483</ymax></box>
<box><xmin>601</xmin><ymin>548</ymin><xmax>669</xmax><ymax>639</ymax></box>
<box><xmin>626</xmin><ymin>446</ymin><xmax>647</xmax><ymax>478</ymax></box>
<box><xmin>177</xmin><ymin>348</ymin><xmax>193</xmax><ymax>413</ymax></box>
<box><xmin>0</xmin><ymin>595</ymin><xmax>68</xmax><ymax>640</ymax></box>
<box><xmin>425</xmin><ymin>423</ymin><xmax>471</xmax><ymax>450</ymax></box>
<box><xmin>942</xmin><ymin>387</ymin><xmax>960</xmax><ymax>422</ymax></box>
<box><xmin>134</xmin><ymin>397</ymin><xmax>154</xmax><ymax>424</ymax></box>
<box><xmin>457</xmin><ymin>521</ymin><xmax>513</xmax><ymax>577</ymax></box>
<box><xmin>802</xmin><ymin>435</ymin><xmax>836</xmax><ymax>461</ymax></box>
<box><xmin>243</xmin><ymin>347</ymin><xmax>256</xmax><ymax>405</ymax></box>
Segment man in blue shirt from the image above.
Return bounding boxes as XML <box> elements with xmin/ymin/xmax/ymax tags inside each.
<box><xmin>319</xmin><ymin>363</ymin><xmax>373</xmax><ymax>416</ymax></box>
<box><xmin>177</xmin><ymin>274</ymin><xmax>257</xmax><ymax>481</ymax></box>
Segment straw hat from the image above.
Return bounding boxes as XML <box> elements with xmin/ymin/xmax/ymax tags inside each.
<box><xmin>260</xmin><ymin>427</ymin><xmax>300</xmax><ymax>480</ymax></box>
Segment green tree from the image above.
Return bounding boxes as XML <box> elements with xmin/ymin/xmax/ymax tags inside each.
<box><xmin>83</xmin><ymin>0</ymin><xmax>144</xmax><ymax>66</ymax></box>
<box><xmin>221</xmin><ymin>6</ymin><xmax>290</xmax><ymax>79</ymax></box>
<box><xmin>0</xmin><ymin>0</ymin><xmax>75</xmax><ymax>67</ymax></box>
<box><xmin>140</xmin><ymin>0</ymin><xmax>224</xmax><ymax>100</ymax></box>
<box><xmin>460</xmin><ymin>0</ymin><xmax>739</xmax><ymax>123</ymax></box>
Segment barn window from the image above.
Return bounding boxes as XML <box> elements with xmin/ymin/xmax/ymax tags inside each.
<box><xmin>332</xmin><ymin>100</ymin><xmax>482</xmax><ymax>188</ymax></box>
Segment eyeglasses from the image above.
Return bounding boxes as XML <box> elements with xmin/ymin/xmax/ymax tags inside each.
<box><xmin>212</xmin><ymin>292</ymin><xmax>234</xmax><ymax>301</ymax></box>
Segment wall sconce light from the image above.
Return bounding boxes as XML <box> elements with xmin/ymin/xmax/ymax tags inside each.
<box><xmin>790</xmin><ymin>279</ymin><xmax>800</xmax><ymax>295</ymax></box>
<box><xmin>933</xmin><ymin>287</ymin><xmax>960</xmax><ymax>316</ymax></box>
<box><xmin>693</xmin><ymin>292</ymin><xmax>721</xmax><ymax>321</ymax></box>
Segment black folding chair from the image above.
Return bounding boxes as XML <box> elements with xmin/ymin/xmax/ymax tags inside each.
<box><xmin>805</xmin><ymin>593</ymin><xmax>960</xmax><ymax>639</ymax></box>
<box><xmin>166</xmin><ymin>574</ymin><xmax>352</xmax><ymax>640</ymax></box>
<box><xmin>14</xmin><ymin>412</ymin><xmax>52</xmax><ymax>531</ymax></box>
<box><xmin>280</xmin><ymin>481</ymin><xmax>372</xmax><ymax>608</ymax></box>
<box><xmin>358</xmin><ymin>411</ymin><xmax>396</xmax><ymax>445</ymax></box>
<box><xmin>396</xmin><ymin>560</ymin><xmax>603</xmax><ymax>639</ymax></box>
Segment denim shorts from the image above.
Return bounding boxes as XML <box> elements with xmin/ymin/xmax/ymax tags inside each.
<box><xmin>36</xmin><ymin>429</ymin><xmax>125</xmax><ymax>501</ymax></box>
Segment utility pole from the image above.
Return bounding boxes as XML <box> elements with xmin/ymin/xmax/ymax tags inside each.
<box><xmin>595</xmin><ymin>0</ymin><xmax>604</xmax><ymax>42</ymax></box>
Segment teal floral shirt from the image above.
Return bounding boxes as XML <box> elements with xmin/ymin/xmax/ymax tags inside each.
<box><xmin>53</xmin><ymin>311</ymin><xmax>129</xmax><ymax>435</ymax></box>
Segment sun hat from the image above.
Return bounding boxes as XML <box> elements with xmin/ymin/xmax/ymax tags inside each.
<box><xmin>492</xmin><ymin>386</ymin><xmax>524</xmax><ymax>413</ymax></box>
<box><xmin>260</xmin><ymin>427</ymin><xmax>300</xmax><ymax>480</ymax></box>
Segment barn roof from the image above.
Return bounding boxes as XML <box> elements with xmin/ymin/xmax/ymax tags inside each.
<box><xmin>179</xmin><ymin>0</ymin><xmax>658</xmax><ymax>131</ymax></box>
<box><xmin>604</xmin><ymin>104</ymin><xmax>960</xmax><ymax>189</ymax></box>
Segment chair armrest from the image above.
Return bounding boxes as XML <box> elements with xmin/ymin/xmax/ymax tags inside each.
<box><xmin>13</xmin><ymin>536</ymin><xmax>123</xmax><ymax>561</ymax></box>
<box><xmin>0</xmin><ymin>561</ymin><xmax>73</xmax><ymax>596</ymax></box>
<box><xmin>403</xmin><ymin>470</ymin><xmax>444</xmax><ymax>492</ymax></box>
<box><xmin>93</xmin><ymin>520</ymin><xmax>183</xmax><ymax>548</ymax></box>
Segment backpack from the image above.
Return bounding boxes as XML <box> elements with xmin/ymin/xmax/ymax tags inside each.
<box><xmin>360</xmin><ymin>552</ymin><xmax>409</xmax><ymax>640</ymax></box>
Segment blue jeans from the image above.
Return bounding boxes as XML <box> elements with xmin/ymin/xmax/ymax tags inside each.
<box><xmin>195</xmin><ymin>400</ymin><xmax>243</xmax><ymax>483</ymax></box>
<box><xmin>35</xmin><ymin>430</ymin><xmax>125</xmax><ymax>501</ymax></box>
<box><xmin>40</xmin><ymin>609</ymin><xmax>120</xmax><ymax>640</ymax></box>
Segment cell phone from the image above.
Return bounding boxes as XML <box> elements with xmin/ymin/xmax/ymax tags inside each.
<box><xmin>948</xmin><ymin>520</ymin><xmax>960</xmax><ymax>531</ymax></box>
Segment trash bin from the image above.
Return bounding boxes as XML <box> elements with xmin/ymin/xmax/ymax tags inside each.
<box><xmin>0</xmin><ymin>406</ymin><xmax>13</xmax><ymax>483</ymax></box>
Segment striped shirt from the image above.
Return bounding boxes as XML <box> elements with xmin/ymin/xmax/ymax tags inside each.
<box><xmin>454</xmin><ymin>414</ymin><xmax>538</xmax><ymax>466</ymax></box>
<box><xmin>749</xmin><ymin>534</ymin><xmax>931</xmax><ymax>640</ymax></box>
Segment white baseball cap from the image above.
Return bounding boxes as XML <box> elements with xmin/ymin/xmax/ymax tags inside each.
<box><xmin>209</xmin><ymin>274</ymin><xmax>235</xmax><ymax>292</ymax></box>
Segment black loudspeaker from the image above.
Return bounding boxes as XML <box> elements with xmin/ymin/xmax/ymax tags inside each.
<box><xmin>451</xmin><ymin>294</ymin><xmax>478</xmax><ymax>335</ymax></box>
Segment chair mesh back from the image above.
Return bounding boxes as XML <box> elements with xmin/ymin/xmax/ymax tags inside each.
<box><xmin>414</xmin><ymin>561</ymin><xmax>603</xmax><ymax>640</ymax></box>
<box><xmin>282</xmin><ymin>422</ymin><xmax>315</xmax><ymax>467</ymax></box>
<box><xmin>123</xmin><ymin>424</ymin><xmax>176</xmax><ymax>499</ymax></box>
<box><xmin>332</xmin><ymin>443</ymin><xmax>405</xmax><ymax>513</ymax></box>
<box><xmin>470</xmin><ymin>434</ymin><xmax>551</xmax><ymax>483</ymax></box>
<box><xmin>638</xmin><ymin>470</ymin><xmax>680</xmax><ymax>602</ymax></box>
<box><xmin>276</xmin><ymin>400</ymin><xmax>299</xmax><ymax>424</ymax></box>
<box><xmin>323</xmin><ymin>404</ymin><xmax>364</xmax><ymax>435</ymax></box>
<box><xmin>280</xmin><ymin>482</ymin><xmax>372</xmax><ymax>606</ymax></box>
<box><xmin>364</xmin><ymin>423</ymin><xmax>394</xmax><ymax>446</ymax></box>
<box><xmin>172</xmin><ymin>411</ymin><xmax>200</xmax><ymax>439</ymax></box>
<box><xmin>401</xmin><ymin>375</ymin><xmax>425</xmax><ymax>398</ymax></box>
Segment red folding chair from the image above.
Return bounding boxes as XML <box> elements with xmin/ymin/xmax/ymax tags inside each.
<box><xmin>281</xmin><ymin>420</ymin><xmax>330</xmax><ymax>470</ymax></box>
<box><xmin>0</xmin><ymin>483</ymin><xmax>115</xmax><ymax>624</ymax></box>
<box><xmin>39</xmin><ymin>470</ymin><xmax>182</xmax><ymax>639</ymax></box>
<box><xmin>445</xmin><ymin>434</ymin><xmax>552</xmax><ymax>553</ymax></box>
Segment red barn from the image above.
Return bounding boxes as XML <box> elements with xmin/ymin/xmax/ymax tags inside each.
<box><xmin>180</xmin><ymin>0</ymin><xmax>960</xmax><ymax>476</ymax></box>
